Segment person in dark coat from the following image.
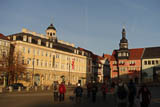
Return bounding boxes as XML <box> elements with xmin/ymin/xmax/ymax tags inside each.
<box><xmin>74</xmin><ymin>83</ymin><xmax>83</xmax><ymax>104</ymax></box>
<box><xmin>92</xmin><ymin>81</ymin><xmax>98</xmax><ymax>103</ymax></box>
<box><xmin>137</xmin><ymin>84</ymin><xmax>151</xmax><ymax>107</ymax></box>
<box><xmin>128</xmin><ymin>79</ymin><xmax>137</xmax><ymax>107</ymax></box>
<box><xmin>87</xmin><ymin>81</ymin><xmax>92</xmax><ymax>98</ymax></box>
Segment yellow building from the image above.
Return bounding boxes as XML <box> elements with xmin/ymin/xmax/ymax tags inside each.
<box><xmin>7</xmin><ymin>24</ymin><xmax>92</xmax><ymax>86</ymax></box>
<box><xmin>142</xmin><ymin>47</ymin><xmax>160</xmax><ymax>82</ymax></box>
<box><xmin>0</xmin><ymin>33</ymin><xmax>11</xmax><ymax>87</ymax></box>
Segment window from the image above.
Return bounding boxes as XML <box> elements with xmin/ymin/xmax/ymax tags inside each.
<box><xmin>23</xmin><ymin>36</ymin><xmax>27</xmax><ymax>41</ymax></box>
<box><xmin>45</xmin><ymin>61</ymin><xmax>47</xmax><ymax>67</ymax></box>
<box><xmin>13</xmin><ymin>36</ymin><xmax>16</xmax><ymax>40</ymax></box>
<box><xmin>37</xmin><ymin>59</ymin><xmax>39</xmax><ymax>66</ymax></box>
<box><xmin>148</xmin><ymin>61</ymin><xmax>151</xmax><ymax>65</ymax></box>
<box><xmin>41</xmin><ymin>51</ymin><xmax>44</xmax><ymax>56</ymax></box>
<box><xmin>152</xmin><ymin>60</ymin><xmax>155</xmax><ymax>65</ymax></box>
<box><xmin>28</xmin><ymin>48</ymin><xmax>30</xmax><ymax>54</ymax></box>
<box><xmin>23</xmin><ymin>47</ymin><xmax>25</xmax><ymax>53</ymax></box>
<box><xmin>28</xmin><ymin>37</ymin><xmax>32</xmax><ymax>43</ymax></box>
<box><xmin>37</xmin><ymin>49</ymin><xmax>40</xmax><ymax>55</ymax></box>
<box><xmin>56</xmin><ymin>54</ymin><xmax>59</xmax><ymax>58</ymax></box>
<box><xmin>22</xmin><ymin>57</ymin><xmax>25</xmax><ymax>64</ymax></box>
<box><xmin>46</xmin><ymin>52</ymin><xmax>48</xmax><ymax>57</ymax></box>
<box><xmin>41</xmin><ymin>60</ymin><xmax>43</xmax><ymax>66</ymax></box>
<box><xmin>144</xmin><ymin>61</ymin><xmax>147</xmax><ymax>65</ymax></box>
<box><xmin>38</xmin><ymin>39</ymin><xmax>41</xmax><ymax>45</ymax></box>
<box><xmin>156</xmin><ymin>60</ymin><xmax>159</xmax><ymax>64</ymax></box>
<box><xmin>33</xmin><ymin>49</ymin><xmax>36</xmax><ymax>55</ymax></box>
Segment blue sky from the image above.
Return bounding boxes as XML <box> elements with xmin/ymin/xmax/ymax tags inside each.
<box><xmin>0</xmin><ymin>0</ymin><xmax>160</xmax><ymax>55</ymax></box>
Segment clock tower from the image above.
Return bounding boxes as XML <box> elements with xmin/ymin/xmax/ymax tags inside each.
<box><xmin>118</xmin><ymin>27</ymin><xmax>129</xmax><ymax>59</ymax></box>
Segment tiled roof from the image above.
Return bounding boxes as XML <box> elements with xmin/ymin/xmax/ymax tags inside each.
<box><xmin>0</xmin><ymin>33</ymin><xmax>9</xmax><ymax>40</ymax></box>
<box><xmin>129</xmin><ymin>48</ymin><xmax>144</xmax><ymax>60</ymax></box>
<box><xmin>110</xmin><ymin>50</ymin><xmax>117</xmax><ymax>61</ymax></box>
<box><xmin>110</xmin><ymin>48</ymin><xmax>144</xmax><ymax>61</ymax></box>
<box><xmin>142</xmin><ymin>47</ymin><xmax>160</xmax><ymax>59</ymax></box>
<box><xmin>103</xmin><ymin>54</ymin><xmax>111</xmax><ymax>61</ymax></box>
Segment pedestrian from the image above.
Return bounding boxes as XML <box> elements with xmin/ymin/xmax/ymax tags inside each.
<box><xmin>87</xmin><ymin>81</ymin><xmax>92</xmax><ymax>98</ymax></box>
<box><xmin>137</xmin><ymin>84</ymin><xmax>151</xmax><ymax>107</ymax></box>
<box><xmin>74</xmin><ymin>83</ymin><xmax>83</xmax><ymax>104</ymax></box>
<box><xmin>114</xmin><ymin>79</ymin><xmax>128</xmax><ymax>107</ymax></box>
<box><xmin>59</xmin><ymin>82</ymin><xmax>66</xmax><ymax>102</ymax></box>
<box><xmin>101</xmin><ymin>82</ymin><xmax>108</xmax><ymax>100</ymax></box>
<box><xmin>128</xmin><ymin>79</ymin><xmax>137</xmax><ymax>107</ymax></box>
<box><xmin>53</xmin><ymin>81</ymin><xmax>59</xmax><ymax>101</ymax></box>
<box><xmin>92</xmin><ymin>81</ymin><xmax>98</xmax><ymax>103</ymax></box>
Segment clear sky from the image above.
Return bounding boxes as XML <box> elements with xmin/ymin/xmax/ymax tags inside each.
<box><xmin>0</xmin><ymin>0</ymin><xmax>160</xmax><ymax>55</ymax></box>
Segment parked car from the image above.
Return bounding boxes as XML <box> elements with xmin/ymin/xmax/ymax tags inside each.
<box><xmin>6</xmin><ymin>83</ymin><xmax>26</xmax><ymax>90</ymax></box>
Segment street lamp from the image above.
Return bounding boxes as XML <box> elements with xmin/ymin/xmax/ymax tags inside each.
<box><xmin>32</xmin><ymin>56</ymin><xmax>35</xmax><ymax>86</ymax></box>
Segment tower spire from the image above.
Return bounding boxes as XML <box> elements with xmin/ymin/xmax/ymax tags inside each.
<box><xmin>122</xmin><ymin>26</ymin><xmax>126</xmax><ymax>38</ymax></box>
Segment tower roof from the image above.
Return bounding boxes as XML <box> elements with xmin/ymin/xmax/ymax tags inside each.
<box><xmin>47</xmin><ymin>24</ymin><xmax>56</xmax><ymax>30</ymax></box>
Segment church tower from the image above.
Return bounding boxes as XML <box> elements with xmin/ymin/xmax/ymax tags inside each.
<box><xmin>118</xmin><ymin>27</ymin><xmax>129</xmax><ymax>59</ymax></box>
<box><xmin>46</xmin><ymin>24</ymin><xmax>57</xmax><ymax>42</ymax></box>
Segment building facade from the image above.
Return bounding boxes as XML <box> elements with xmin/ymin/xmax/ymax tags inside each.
<box><xmin>0</xmin><ymin>33</ymin><xmax>11</xmax><ymax>87</ymax></box>
<box><xmin>7</xmin><ymin>24</ymin><xmax>92</xmax><ymax>86</ymax></box>
<box><xmin>142</xmin><ymin>47</ymin><xmax>160</xmax><ymax>82</ymax></box>
<box><xmin>110</xmin><ymin>28</ymin><xmax>143</xmax><ymax>83</ymax></box>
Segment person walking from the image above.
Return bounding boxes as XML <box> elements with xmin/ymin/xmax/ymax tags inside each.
<box><xmin>74</xmin><ymin>83</ymin><xmax>83</xmax><ymax>104</ymax></box>
<box><xmin>59</xmin><ymin>82</ymin><xmax>66</xmax><ymax>102</ymax></box>
<box><xmin>128</xmin><ymin>79</ymin><xmax>137</xmax><ymax>107</ymax></box>
<box><xmin>92</xmin><ymin>81</ymin><xmax>98</xmax><ymax>103</ymax></box>
<box><xmin>87</xmin><ymin>81</ymin><xmax>92</xmax><ymax>98</ymax></box>
<box><xmin>101</xmin><ymin>82</ymin><xmax>108</xmax><ymax>100</ymax></box>
<box><xmin>114</xmin><ymin>79</ymin><xmax>128</xmax><ymax>107</ymax></box>
<box><xmin>53</xmin><ymin>81</ymin><xmax>59</xmax><ymax>101</ymax></box>
<box><xmin>137</xmin><ymin>84</ymin><xmax>151</xmax><ymax>107</ymax></box>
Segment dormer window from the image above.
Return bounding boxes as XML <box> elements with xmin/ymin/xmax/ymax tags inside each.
<box><xmin>38</xmin><ymin>39</ymin><xmax>41</xmax><ymax>45</ymax></box>
<box><xmin>13</xmin><ymin>36</ymin><xmax>16</xmax><ymax>40</ymax></box>
<box><xmin>46</xmin><ymin>42</ymin><xmax>49</xmax><ymax>47</ymax></box>
<box><xmin>28</xmin><ymin>37</ymin><xmax>32</xmax><ymax>43</ymax></box>
<box><xmin>23</xmin><ymin>35</ymin><xmax>27</xmax><ymax>41</ymax></box>
<box><xmin>50</xmin><ymin>43</ymin><xmax>53</xmax><ymax>48</ymax></box>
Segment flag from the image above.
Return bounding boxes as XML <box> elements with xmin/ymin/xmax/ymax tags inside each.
<box><xmin>72</xmin><ymin>58</ymin><xmax>75</xmax><ymax>70</ymax></box>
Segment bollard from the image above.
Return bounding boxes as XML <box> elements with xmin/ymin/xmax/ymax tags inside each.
<box><xmin>35</xmin><ymin>86</ymin><xmax>38</xmax><ymax>91</ymax></box>
<box><xmin>41</xmin><ymin>86</ymin><xmax>44</xmax><ymax>91</ymax></box>
<box><xmin>26</xmin><ymin>87</ymin><xmax>30</xmax><ymax>92</ymax></box>
<box><xmin>9</xmin><ymin>86</ymin><xmax>13</xmax><ymax>92</ymax></box>
<box><xmin>18</xmin><ymin>87</ymin><xmax>21</xmax><ymax>92</ymax></box>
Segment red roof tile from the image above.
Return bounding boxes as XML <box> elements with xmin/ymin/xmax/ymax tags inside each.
<box><xmin>0</xmin><ymin>33</ymin><xmax>9</xmax><ymax>40</ymax></box>
<box><xmin>129</xmin><ymin>48</ymin><xmax>144</xmax><ymax>60</ymax></box>
<box><xmin>110</xmin><ymin>50</ymin><xmax>117</xmax><ymax>61</ymax></box>
<box><xmin>103</xmin><ymin>54</ymin><xmax>111</xmax><ymax>61</ymax></box>
<box><xmin>110</xmin><ymin>48</ymin><xmax>144</xmax><ymax>61</ymax></box>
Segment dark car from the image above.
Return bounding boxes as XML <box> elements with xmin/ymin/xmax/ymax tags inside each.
<box><xmin>7</xmin><ymin>83</ymin><xmax>26</xmax><ymax>90</ymax></box>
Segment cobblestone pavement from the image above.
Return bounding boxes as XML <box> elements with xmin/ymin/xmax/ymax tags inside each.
<box><xmin>0</xmin><ymin>86</ymin><xmax>160</xmax><ymax>107</ymax></box>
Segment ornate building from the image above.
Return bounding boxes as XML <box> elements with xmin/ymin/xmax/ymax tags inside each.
<box><xmin>110</xmin><ymin>27</ymin><xmax>143</xmax><ymax>83</ymax></box>
<box><xmin>0</xmin><ymin>33</ymin><xmax>11</xmax><ymax>87</ymax></box>
<box><xmin>7</xmin><ymin>24</ymin><xmax>92</xmax><ymax>86</ymax></box>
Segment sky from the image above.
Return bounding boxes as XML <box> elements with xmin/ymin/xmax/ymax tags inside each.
<box><xmin>0</xmin><ymin>0</ymin><xmax>160</xmax><ymax>56</ymax></box>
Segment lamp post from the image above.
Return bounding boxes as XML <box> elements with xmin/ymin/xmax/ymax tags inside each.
<box><xmin>32</xmin><ymin>56</ymin><xmax>35</xmax><ymax>86</ymax></box>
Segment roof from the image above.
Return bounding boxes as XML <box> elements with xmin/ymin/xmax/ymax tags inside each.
<box><xmin>0</xmin><ymin>33</ymin><xmax>9</xmax><ymax>41</ymax></box>
<box><xmin>110</xmin><ymin>50</ymin><xmax>117</xmax><ymax>61</ymax></box>
<box><xmin>142</xmin><ymin>47</ymin><xmax>160</xmax><ymax>59</ymax></box>
<box><xmin>47</xmin><ymin>24</ymin><xmax>56</xmax><ymax>30</ymax></box>
<box><xmin>103</xmin><ymin>54</ymin><xmax>111</xmax><ymax>61</ymax></box>
<box><xmin>110</xmin><ymin>48</ymin><xmax>144</xmax><ymax>61</ymax></box>
<box><xmin>129</xmin><ymin>48</ymin><xmax>144</xmax><ymax>60</ymax></box>
<box><xmin>7</xmin><ymin>32</ymin><xmax>74</xmax><ymax>53</ymax></box>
